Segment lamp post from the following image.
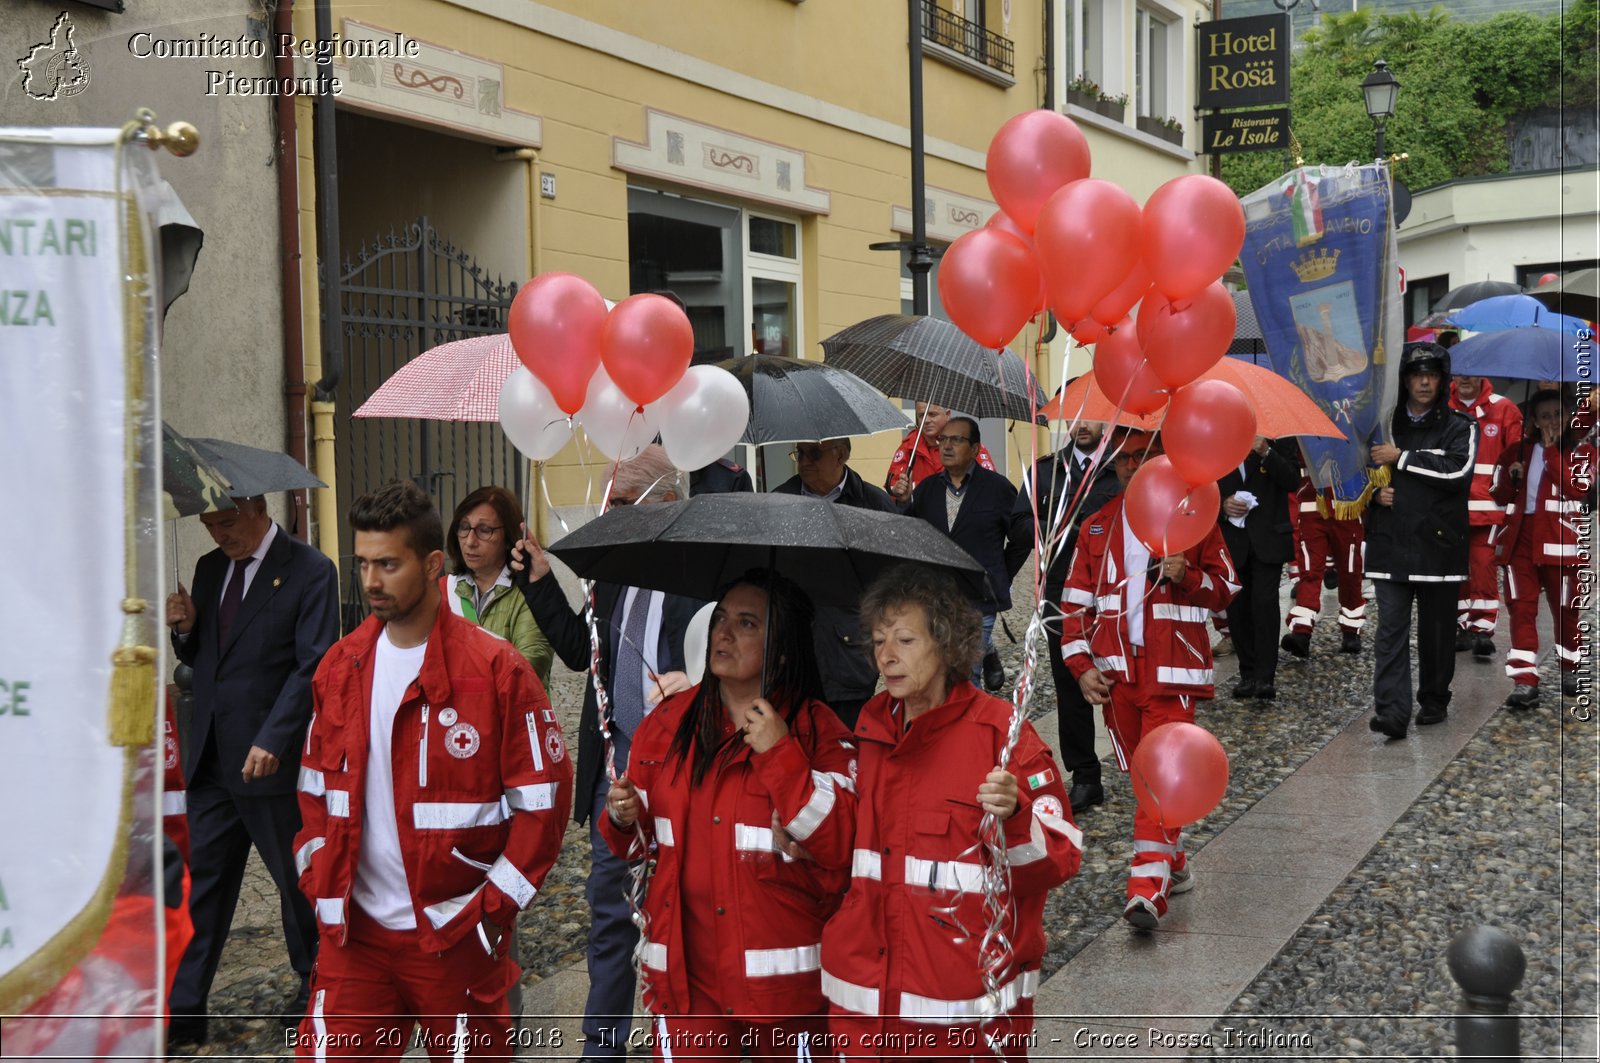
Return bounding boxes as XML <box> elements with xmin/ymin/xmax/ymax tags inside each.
<box><xmin>1362</xmin><ymin>58</ymin><xmax>1400</xmax><ymax>160</ymax></box>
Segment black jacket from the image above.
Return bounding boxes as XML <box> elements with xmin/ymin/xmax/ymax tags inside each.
<box><xmin>1365</xmin><ymin>402</ymin><xmax>1476</xmax><ymax>582</ymax></box>
<box><xmin>1216</xmin><ymin>439</ymin><xmax>1301</xmax><ymax>567</ymax></box>
<box><xmin>773</xmin><ymin>467</ymin><xmax>894</xmax><ymax>701</ymax></box>
<box><xmin>521</xmin><ymin>576</ymin><xmax>704</xmax><ymax>823</ymax></box>
<box><xmin>1013</xmin><ymin>450</ymin><xmax>1122</xmax><ymax>603</ymax></box>
<box><xmin>906</xmin><ymin>463</ymin><xmax>1031</xmax><ymax>611</ymax></box>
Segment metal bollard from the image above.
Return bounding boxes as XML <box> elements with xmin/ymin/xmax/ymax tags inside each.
<box><xmin>1447</xmin><ymin>925</ymin><xmax>1526</xmax><ymax>1061</ymax></box>
<box><xmin>173</xmin><ymin>662</ymin><xmax>194</xmax><ymax>755</ymax></box>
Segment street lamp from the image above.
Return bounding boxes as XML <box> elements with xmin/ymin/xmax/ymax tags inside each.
<box><xmin>1362</xmin><ymin>59</ymin><xmax>1400</xmax><ymax>160</ymax></box>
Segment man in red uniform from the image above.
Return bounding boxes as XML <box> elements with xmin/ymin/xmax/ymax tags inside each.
<box><xmin>1061</xmin><ymin>433</ymin><xmax>1239</xmax><ymax>929</ymax></box>
<box><xmin>1281</xmin><ymin>477</ymin><xmax>1367</xmax><ymax>657</ymax></box>
<box><xmin>1495</xmin><ymin>390</ymin><xmax>1594</xmax><ymax>707</ymax></box>
<box><xmin>884</xmin><ymin>401</ymin><xmax>995</xmax><ymax>497</ymax></box>
<box><xmin>1449</xmin><ymin>375</ymin><xmax>1523</xmax><ymax>658</ymax></box>
<box><xmin>294</xmin><ymin>480</ymin><xmax>573</xmax><ymax>1061</ymax></box>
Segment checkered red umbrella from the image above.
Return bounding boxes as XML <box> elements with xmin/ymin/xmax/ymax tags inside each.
<box><xmin>352</xmin><ymin>333</ymin><xmax>519</xmax><ymax>421</ymax></box>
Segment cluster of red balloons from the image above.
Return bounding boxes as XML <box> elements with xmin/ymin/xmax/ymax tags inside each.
<box><xmin>501</xmin><ymin>273</ymin><xmax>748</xmax><ymax>468</ymax></box>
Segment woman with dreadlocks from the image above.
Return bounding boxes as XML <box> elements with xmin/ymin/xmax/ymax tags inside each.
<box><xmin>600</xmin><ymin>570</ymin><xmax>856</xmax><ymax>1061</ymax></box>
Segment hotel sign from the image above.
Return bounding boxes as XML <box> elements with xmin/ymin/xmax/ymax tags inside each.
<box><xmin>1202</xmin><ymin>109</ymin><xmax>1289</xmax><ymax>155</ymax></box>
<box><xmin>1197</xmin><ymin>14</ymin><xmax>1289</xmax><ymax>109</ymax></box>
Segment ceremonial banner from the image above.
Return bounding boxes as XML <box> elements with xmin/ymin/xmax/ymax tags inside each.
<box><xmin>1238</xmin><ymin>165</ymin><xmax>1403</xmax><ymax>510</ymax></box>
<box><xmin>0</xmin><ymin>128</ymin><xmax>168</xmax><ymax>1057</ymax></box>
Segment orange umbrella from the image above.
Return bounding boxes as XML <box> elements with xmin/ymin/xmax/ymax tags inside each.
<box><xmin>1043</xmin><ymin>359</ymin><xmax>1345</xmax><ymax>439</ymax></box>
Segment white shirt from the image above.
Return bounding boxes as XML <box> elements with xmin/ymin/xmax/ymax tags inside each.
<box><xmin>220</xmin><ymin>521</ymin><xmax>278</xmax><ymax>604</ymax></box>
<box><xmin>1524</xmin><ymin>444</ymin><xmax>1547</xmax><ymax>514</ymax></box>
<box><xmin>618</xmin><ymin>586</ymin><xmax>664</xmax><ymax>710</ymax></box>
<box><xmin>353</xmin><ymin>628</ymin><xmax>426</xmax><ymax>930</ymax></box>
<box><xmin>1122</xmin><ymin>519</ymin><xmax>1152</xmax><ymax>647</ymax></box>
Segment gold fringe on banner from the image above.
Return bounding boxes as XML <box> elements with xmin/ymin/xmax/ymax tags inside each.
<box><xmin>1329</xmin><ymin>465</ymin><xmax>1390</xmax><ymax>520</ymax></box>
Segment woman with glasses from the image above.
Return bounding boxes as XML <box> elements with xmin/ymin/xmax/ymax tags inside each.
<box><xmin>445</xmin><ymin>486</ymin><xmax>554</xmax><ymax>687</ymax></box>
<box><xmin>602</xmin><ymin>569</ymin><xmax>855</xmax><ymax>1062</ymax></box>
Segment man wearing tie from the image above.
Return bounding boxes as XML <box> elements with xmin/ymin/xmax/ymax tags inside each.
<box><xmin>164</xmin><ymin>496</ymin><xmax>339</xmax><ymax>1046</ymax></box>
<box><xmin>1217</xmin><ymin>438</ymin><xmax>1300</xmax><ymax>701</ymax></box>
<box><xmin>515</xmin><ymin>446</ymin><xmax>705</xmax><ymax>1059</ymax></box>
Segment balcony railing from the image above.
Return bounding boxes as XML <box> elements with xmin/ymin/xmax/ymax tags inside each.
<box><xmin>921</xmin><ymin>0</ymin><xmax>1014</xmax><ymax>78</ymax></box>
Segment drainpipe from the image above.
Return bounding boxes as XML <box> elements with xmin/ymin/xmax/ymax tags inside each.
<box><xmin>1043</xmin><ymin>0</ymin><xmax>1053</xmax><ymax>110</ymax></box>
<box><xmin>310</xmin><ymin>0</ymin><xmax>343</xmax><ymax>563</ymax></box>
<box><xmin>274</xmin><ymin>0</ymin><xmax>310</xmax><ymax>542</ymax></box>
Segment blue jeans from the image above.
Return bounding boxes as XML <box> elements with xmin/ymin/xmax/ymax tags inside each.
<box><xmin>971</xmin><ymin>612</ymin><xmax>997</xmax><ymax>685</ymax></box>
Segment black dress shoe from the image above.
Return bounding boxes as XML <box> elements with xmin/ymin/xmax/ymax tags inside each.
<box><xmin>1416</xmin><ymin>703</ymin><xmax>1449</xmax><ymax>725</ymax></box>
<box><xmin>1454</xmin><ymin>628</ymin><xmax>1474</xmax><ymax>652</ymax></box>
<box><xmin>1472</xmin><ymin>634</ymin><xmax>1496</xmax><ymax>659</ymax></box>
<box><xmin>1068</xmin><ymin>781</ymin><xmax>1105</xmax><ymax>814</ymax></box>
<box><xmin>167</xmin><ymin>1014</ymin><xmax>209</xmax><ymax>1047</ymax></box>
<box><xmin>1280</xmin><ymin>632</ymin><xmax>1311</xmax><ymax>659</ymax></box>
<box><xmin>1253</xmin><ymin>683</ymin><xmax>1277</xmax><ymax>701</ymax></box>
<box><xmin>1340</xmin><ymin>632</ymin><xmax>1362</xmax><ymax>654</ymax></box>
<box><xmin>1231</xmin><ymin>678</ymin><xmax>1258</xmax><ymax>699</ymax></box>
<box><xmin>1369</xmin><ymin>714</ymin><xmax>1407</xmax><ymax>740</ymax></box>
<box><xmin>1323</xmin><ymin>565</ymin><xmax>1338</xmax><ymax>590</ymax></box>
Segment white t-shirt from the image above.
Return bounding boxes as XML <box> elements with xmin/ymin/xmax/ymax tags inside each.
<box><xmin>353</xmin><ymin>628</ymin><xmax>426</xmax><ymax>930</ymax></box>
<box><xmin>1122</xmin><ymin>519</ymin><xmax>1152</xmax><ymax>648</ymax></box>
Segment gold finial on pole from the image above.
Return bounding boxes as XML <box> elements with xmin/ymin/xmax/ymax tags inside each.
<box><xmin>122</xmin><ymin>108</ymin><xmax>200</xmax><ymax>156</ymax></box>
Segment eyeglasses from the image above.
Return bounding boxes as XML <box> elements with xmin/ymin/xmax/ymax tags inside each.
<box><xmin>790</xmin><ymin>446</ymin><xmax>835</xmax><ymax>462</ymax></box>
<box><xmin>455</xmin><ymin>523</ymin><xmax>502</xmax><ymax>540</ymax></box>
<box><xmin>934</xmin><ymin>435</ymin><xmax>972</xmax><ymax>447</ymax></box>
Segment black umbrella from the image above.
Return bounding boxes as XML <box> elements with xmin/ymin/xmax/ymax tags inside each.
<box><xmin>713</xmin><ymin>355</ymin><xmax>909</xmax><ymax>445</ymax></box>
<box><xmin>1431</xmin><ymin>280</ymin><xmax>1521</xmax><ymax>313</ymax></box>
<box><xmin>546</xmin><ymin>493</ymin><xmax>986</xmax><ymax>607</ymax></box>
<box><xmin>820</xmin><ymin>315</ymin><xmax>1047</xmax><ymax>424</ymax></box>
<box><xmin>189</xmin><ymin>437</ymin><xmax>327</xmax><ymax>496</ymax></box>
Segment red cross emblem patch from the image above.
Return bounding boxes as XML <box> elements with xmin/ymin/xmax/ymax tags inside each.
<box><xmin>445</xmin><ymin>722</ymin><xmax>481</xmax><ymax>759</ymax></box>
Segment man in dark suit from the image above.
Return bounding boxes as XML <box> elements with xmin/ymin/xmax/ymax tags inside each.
<box><xmin>1217</xmin><ymin>437</ymin><xmax>1300</xmax><ymax>700</ymax></box>
<box><xmin>1014</xmin><ymin>421</ymin><xmax>1126</xmax><ymax>813</ymax></box>
<box><xmin>515</xmin><ymin>446</ymin><xmax>704</xmax><ymax>1060</ymax></box>
<box><xmin>164</xmin><ymin>495</ymin><xmax>338</xmax><ymax>1045</ymax></box>
<box><xmin>898</xmin><ymin>416</ymin><xmax>1031</xmax><ymax>690</ymax></box>
<box><xmin>772</xmin><ymin>437</ymin><xmax>895</xmax><ymax>727</ymax></box>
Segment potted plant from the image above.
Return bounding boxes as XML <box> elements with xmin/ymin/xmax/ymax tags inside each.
<box><xmin>1136</xmin><ymin>114</ymin><xmax>1185</xmax><ymax>145</ymax></box>
<box><xmin>1096</xmin><ymin>91</ymin><xmax>1128</xmax><ymax>121</ymax></box>
<box><xmin>1066</xmin><ymin>74</ymin><xmax>1100</xmax><ymax>111</ymax></box>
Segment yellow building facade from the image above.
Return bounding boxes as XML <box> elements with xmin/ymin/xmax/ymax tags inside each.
<box><xmin>287</xmin><ymin>0</ymin><xmax>1210</xmax><ymax>562</ymax></box>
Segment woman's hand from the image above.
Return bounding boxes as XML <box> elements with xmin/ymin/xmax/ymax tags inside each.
<box><xmin>977</xmin><ymin>769</ymin><xmax>1020</xmax><ymax>819</ymax></box>
<box><xmin>741</xmin><ymin>697</ymin><xmax>790</xmax><ymax>755</ymax></box>
<box><xmin>606</xmin><ymin>777</ymin><xmax>641</xmax><ymax>828</ymax></box>
<box><xmin>509</xmin><ymin>524</ymin><xmax>551</xmax><ymax>582</ymax></box>
<box><xmin>647</xmin><ymin>671</ymin><xmax>692</xmax><ymax>707</ymax></box>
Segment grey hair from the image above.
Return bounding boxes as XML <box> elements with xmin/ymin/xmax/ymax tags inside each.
<box><xmin>610</xmin><ymin>443</ymin><xmax>684</xmax><ymax>503</ymax></box>
<box><xmin>859</xmin><ymin>563</ymin><xmax>983</xmax><ymax>686</ymax></box>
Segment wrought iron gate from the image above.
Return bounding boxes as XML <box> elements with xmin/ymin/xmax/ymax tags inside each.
<box><xmin>333</xmin><ymin>216</ymin><xmax>520</xmax><ymax>629</ymax></box>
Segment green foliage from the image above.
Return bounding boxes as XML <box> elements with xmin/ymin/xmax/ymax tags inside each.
<box><xmin>1220</xmin><ymin>4</ymin><xmax>1575</xmax><ymax>199</ymax></box>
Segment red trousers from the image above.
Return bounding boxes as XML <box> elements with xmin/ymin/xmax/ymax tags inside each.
<box><xmin>1504</xmin><ymin>554</ymin><xmax>1585</xmax><ymax>686</ymax></box>
<box><xmin>831</xmin><ymin>1001</ymin><xmax>1035</xmax><ymax>1062</ymax></box>
<box><xmin>1458</xmin><ymin>525</ymin><xmax>1502</xmax><ymax>635</ymax></box>
<box><xmin>1288</xmin><ymin>515</ymin><xmax>1365</xmax><ymax>635</ymax></box>
<box><xmin>1102</xmin><ymin>664</ymin><xmax>1192</xmax><ymax>916</ymax></box>
<box><xmin>651</xmin><ymin>986</ymin><xmax>827</xmax><ymax>1062</ymax></box>
<box><xmin>294</xmin><ymin>906</ymin><xmax>517</xmax><ymax>1061</ymax></box>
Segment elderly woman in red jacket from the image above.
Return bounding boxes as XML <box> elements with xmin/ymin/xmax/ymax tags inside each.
<box><xmin>602</xmin><ymin>570</ymin><xmax>855</xmax><ymax>1061</ymax></box>
<box><xmin>821</xmin><ymin>564</ymin><xmax>1081</xmax><ymax>1061</ymax></box>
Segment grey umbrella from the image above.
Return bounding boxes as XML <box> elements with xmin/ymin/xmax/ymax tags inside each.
<box><xmin>819</xmin><ymin>315</ymin><xmax>1047</xmax><ymax>424</ymax></box>
<box><xmin>1431</xmin><ymin>280</ymin><xmax>1521</xmax><ymax>313</ymax></box>
<box><xmin>714</xmin><ymin>355</ymin><xmax>909</xmax><ymax>445</ymax></box>
<box><xmin>1526</xmin><ymin>268</ymin><xmax>1599</xmax><ymax>323</ymax></box>
<box><xmin>188</xmin><ymin>437</ymin><xmax>327</xmax><ymax>497</ymax></box>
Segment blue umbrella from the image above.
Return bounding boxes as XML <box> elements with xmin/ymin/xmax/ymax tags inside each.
<box><xmin>1447</xmin><ymin>294</ymin><xmax>1587</xmax><ymax>334</ymax></box>
<box><xmin>1449</xmin><ymin>327</ymin><xmax>1588</xmax><ymax>382</ymax></box>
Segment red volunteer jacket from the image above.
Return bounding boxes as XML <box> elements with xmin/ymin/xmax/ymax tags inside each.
<box><xmin>820</xmin><ymin>684</ymin><xmax>1080</xmax><ymax>1033</ymax></box>
<box><xmin>1059</xmin><ymin>496</ymin><xmax>1239</xmax><ymax>699</ymax></box>
<box><xmin>885</xmin><ymin>430</ymin><xmax>996</xmax><ymax>490</ymax></box>
<box><xmin>1493</xmin><ymin>436</ymin><xmax>1596</xmax><ymax>567</ymax></box>
<box><xmin>295</xmin><ymin>604</ymin><xmax>573</xmax><ymax>953</ymax></box>
<box><xmin>599</xmin><ymin>691</ymin><xmax>856</xmax><ymax>1017</ymax></box>
<box><xmin>161</xmin><ymin>707</ymin><xmax>190</xmax><ymax>865</ymax></box>
<box><xmin>1450</xmin><ymin>380</ymin><xmax>1524</xmax><ymax>528</ymax></box>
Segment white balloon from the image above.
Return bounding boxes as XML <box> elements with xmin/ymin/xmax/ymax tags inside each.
<box><xmin>498</xmin><ymin>367</ymin><xmax>574</xmax><ymax>460</ymax></box>
<box><xmin>655</xmin><ymin>365</ymin><xmax>751</xmax><ymax>471</ymax></box>
<box><xmin>682</xmin><ymin>601</ymin><xmax>716</xmax><ymax>687</ymax></box>
<box><xmin>576</xmin><ymin>365</ymin><xmax>660</xmax><ymax>461</ymax></box>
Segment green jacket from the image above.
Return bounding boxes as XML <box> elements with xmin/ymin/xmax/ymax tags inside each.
<box><xmin>445</xmin><ymin>572</ymin><xmax>554</xmax><ymax>688</ymax></box>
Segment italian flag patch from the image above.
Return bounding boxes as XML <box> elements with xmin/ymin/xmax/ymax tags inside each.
<box><xmin>1026</xmin><ymin>769</ymin><xmax>1055</xmax><ymax>789</ymax></box>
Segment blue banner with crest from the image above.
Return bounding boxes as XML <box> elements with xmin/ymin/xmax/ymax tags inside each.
<box><xmin>1238</xmin><ymin>165</ymin><xmax>1401</xmax><ymax>510</ymax></box>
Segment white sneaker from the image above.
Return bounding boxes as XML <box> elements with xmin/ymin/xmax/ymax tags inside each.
<box><xmin>1169</xmin><ymin>866</ymin><xmax>1195</xmax><ymax>895</ymax></box>
<box><xmin>1123</xmin><ymin>895</ymin><xmax>1160</xmax><ymax>930</ymax></box>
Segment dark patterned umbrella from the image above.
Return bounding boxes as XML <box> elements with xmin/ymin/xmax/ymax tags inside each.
<box><xmin>190</xmin><ymin>437</ymin><xmax>327</xmax><ymax>496</ymax></box>
<box><xmin>819</xmin><ymin>315</ymin><xmax>1047</xmax><ymax>424</ymax></box>
<box><xmin>161</xmin><ymin>423</ymin><xmax>236</xmax><ymax>519</ymax></box>
<box><xmin>713</xmin><ymin>355</ymin><xmax>909</xmax><ymax>445</ymax></box>
<box><xmin>1431</xmin><ymin>280</ymin><xmax>1521</xmax><ymax>313</ymax></box>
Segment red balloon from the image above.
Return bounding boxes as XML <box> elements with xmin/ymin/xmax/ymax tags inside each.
<box><xmin>1091</xmin><ymin>258</ymin><xmax>1151</xmax><ymax>328</ymax></box>
<box><xmin>1071</xmin><ymin>318</ymin><xmax>1108</xmax><ymax>346</ymax></box>
<box><xmin>1130</xmin><ymin>722</ymin><xmax>1229</xmax><ymax>827</ymax></box>
<box><xmin>939</xmin><ymin>227</ymin><xmax>1044</xmax><ymax>349</ymax></box>
<box><xmin>1035</xmin><ymin>179</ymin><xmax>1144</xmax><ymax>325</ymax></box>
<box><xmin>1134</xmin><ymin>287</ymin><xmax>1171</xmax><ymax>347</ymax></box>
<box><xmin>1162</xmin><ymin>380</ymin><xmax>1258</xmax><ymax>485</ymax></box>
<box><xmin>600</xmin><ymin>294</ymin><xmax>695</xmax><ymax>408</ymax></box>
<box><xmin>507</xmin><ymin>273</ymin><xmax>608</xmax><ymax>415</ymax></box>
<box><xmin>1091</xmin><ymin>321</ymin><xmax>1166</xmax><ymax>415</ymax></box>
<box><xmin>1124</xmin><ymin>456</ymin><xmax>1221</xmax><ymax>555</ymax></box>
<box><xmin>1142</xmin><ymin>281</ymin><xmax>1236</xmax><ymax>389</ymax></box>
<box><xmin>987</xmin><ymin>212</ymin><xmax>1049</xmax><ymax>313</ymax></box>
<box><xmin>1142</xmin><ymin>175</ymin><xmax>1246</xmax><ymax>302</ymax></box>
<box><xmin>1538</xmin><ymin>272</ymin><xmax>1561</xmax><ymax>287</ymax></box>
<box><xmin>985</xmin><ymin>110</ymin><xmax>1092</xmax><ymax>234</ymax></box>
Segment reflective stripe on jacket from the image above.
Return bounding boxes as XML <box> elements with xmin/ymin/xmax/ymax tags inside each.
<box><xmin>1493</xmin><ymin>437</ymin><xmax>1597</xmax><ymax>568</ymax></box>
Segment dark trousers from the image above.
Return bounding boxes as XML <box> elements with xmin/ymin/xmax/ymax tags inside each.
<box><xmin>1373</xmin><ymin>579</ymin><xmax>1460</xmax><ymax>724</ymax></box>
<box><xmin>584</xmin><ymin>770</ymin><xmax>641</xmax><ymax>1058</ymax></box>
<box><xmin>171</xmin><ymin>741</ymin><xmax>317</xmax><ymax>1015</ymax></box>
<box><xmin>1046</xmin><ymin>605</ymin><xmax>1100</xmax><ymax>785</ymax></box>
<box><xmin>1226</xmin><ymin>558</ymin><xmax>1285</xmax><ymax>686</ymax></box>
